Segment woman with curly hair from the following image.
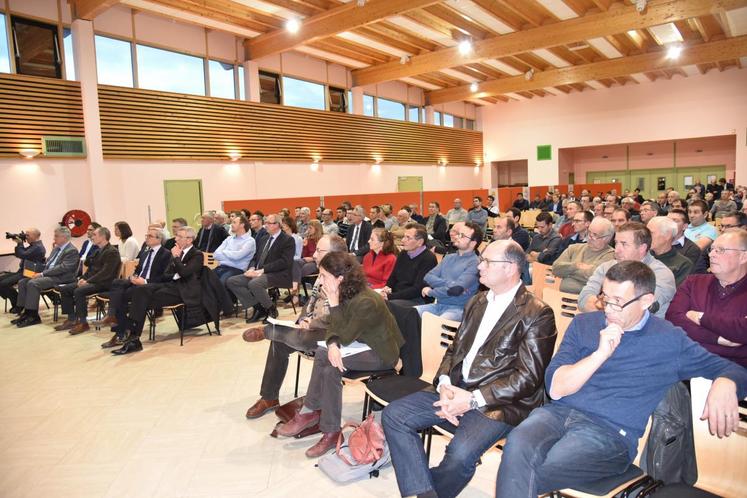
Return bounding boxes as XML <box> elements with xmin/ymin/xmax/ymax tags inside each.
<box><xmin>276</xmin><ymin>251</ymin><xmax>404</xmax><ymax>458</ymax></box>
<box><xmin>363</xmin><ymin>227</ymin><xmax>398</xmax><ymax>289</ymax></box>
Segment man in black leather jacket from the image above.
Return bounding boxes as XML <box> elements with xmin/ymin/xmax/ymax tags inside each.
<box><xmin>383</xmin><ymin>240</ymin><xmax>557</xmax><ymax>498</ymax></box>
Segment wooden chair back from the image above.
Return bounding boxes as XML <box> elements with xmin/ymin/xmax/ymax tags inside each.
<box><xmin>520</xmin><ymin>209</ymin><xmax>541</xmax><ymax>229</ymax></box>
<box><xmin>530</xmin><ymin>262</ymin><xmax>561</xmax><ymax>299</ymax></box>
<box><xmin>121</xmin><ymin>259</ymin><xmax>137</xmax><ymax>278</ymax></box>
<box><xmin>420</xmin><ymin>312</ymin><xmax>460</xmax><ymax>382</ymax></box>
<box><xmin>541</xmin><ymin>287</ymin><xmax>580</xmax><ymax>352</ymax></box>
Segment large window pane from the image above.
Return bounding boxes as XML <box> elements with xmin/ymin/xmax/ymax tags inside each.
<box><xmin>137</xmin><ymin>44</ymin><xmax>205</xmax><ymax>95</ymax></box>
<box><xmin>434</xmin><ymin>111</ymin><xmax>442</xmax><ymax>125</ymax></box>
<box><xmin>209</xmin><ymin>60</ymin><xmax>234</xmax><ymax>99</ymax></box>
<box><xmin>0</xmin><ymin>14</ymin><xmax>10</xmax><ymax>73</ymax></box>
<box><xmin>363</xmin><ymin>94</ymin><xmax>374</xmax><ymax>116</ymax></box>
<box><xmin>466</xmin><ymin>119</ymin><xmax>475</xmax><ymax>130</ymax></box>
<box><xmin>238</xmin><ymin>65</ymin><xmax>245</xmax><ymax>100</ymax></box>
<box><xmin>377</xmin><ymin>97</ymin><xmax>405</xmax><ymax>121</ymax></box>
<box><xmin>329</xmin><ymin>87</ymin><xmax>347</xmax><ymax>113</ymax></box>
<box><xmin>348</xmin><ymin>90</ymin><xmax>352</xmax><ymax>114</ymax></box>
<box><xmin>453</xmin><ymin>116</ymin><xmax>463</xmax><ymax>129</ymax></box>
<box><xmin>63</xmin><ymin>28</ymin><xmax>75</xmax><ymax>80</ymax></box>
<box><xmin>408</xmin><ymin>106</ymin><xmax>419</xmax><ymax>123</ymax></box>
<box><xmin>282</xmin><ymin>76</ymin><xmax>325</xmax><ymax>110</ymax></box>
<box><xmin>12</xmin><ymin>16</ymin><xmax>60</xmax><ymax>78</ymax></box>
<box><xmin>95</xmin><ymin>35</ymin><xmax>133</xmax><ymax>87</ymax></box>
<box><xmin>443</xmin><ymin>113</ymin><xmax>454</xmax><ymax>128</ymax></box>
<box><xmin>259</xmin><ymin>71</ymin><xmax>280</xmax><ymax>104</ymax></box>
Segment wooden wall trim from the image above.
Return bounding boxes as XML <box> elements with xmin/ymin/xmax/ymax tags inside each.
<box><xmin>98</xmin><ymin>85</ymin><xmax>483</xmax><ymax>165</ymax></box>
<box><xmin>0</xmin><ymin>74</ymin><xmax>84</xmax><ymax>157</ymax></box>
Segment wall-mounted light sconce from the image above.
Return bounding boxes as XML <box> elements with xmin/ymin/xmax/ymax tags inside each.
<box><xmin>227</xmin><ymin>152</ymin><xmax>241</xmax><ymax>161</ymax></box>
<box><xmin>310</xmin><ymin>161</ymin><xmax>320</xmax><ymax>172</ymax></box>
<box><xmin>19</xmin><ymin>149</ymin><xmax>40</xmax><ymax>159</ymax></box>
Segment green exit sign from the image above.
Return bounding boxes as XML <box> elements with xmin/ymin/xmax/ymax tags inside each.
<box><xmin>537</xmin><ymin>145</ymin><xmax>552</xmax><ymax>161</ymax></box>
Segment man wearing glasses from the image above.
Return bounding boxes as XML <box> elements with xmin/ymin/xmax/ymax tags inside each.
<box><xmin>415</xmin><ymin>222</ymin><xmax>482</xmax><ymax>321</ymax></box>
<box><xmin>383</xmin><ymin>240</ymin><xmax>557</xmax><ymax>498</ymax></box>
<box><xmin>552</xmin><ymin>218</ymin><xmax>615</xmax><ymax>294</ymax></box>
<box><xmin>666</xmin><ymin>228</ymin><xmax>747</xmax><ymax>367</ymax></box>
<box><xmin>579</xmin><ymin>222</ymin><xmax>675</xmax><ymax>318</ymax></box>
<box><xmin>496</xmin><ymin>260</ymin><xmax>747</xmax><ymax>497</ymax></box>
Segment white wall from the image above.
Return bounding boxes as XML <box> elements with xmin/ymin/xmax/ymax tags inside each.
<box><xmin>480</xmin><ymin>69</ymin><xmax>747</xmax><ymax>186</ymax></box>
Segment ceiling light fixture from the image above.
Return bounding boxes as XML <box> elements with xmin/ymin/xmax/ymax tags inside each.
<box><xmin>400</xmin><ymin>55</ymin><xmax>410</xmax><ymax>65</ymax></box>
<box><xmin>310</xmin><ymin>160</ymin><xmax>320</xmax><ymax>172</ymax></box>
<box><xmin>357</xmin><ymin>0</ymin><xmax>366</xmax><ymax>7</ymax></box>
<box><xmin>227</xmin><ymin>151</ymin><xmax>241</xmax><ymax>161</ymax></box>
<box><xmin>666</xmin><ymin>44</ymin><xmax>683</xmax><ymax>59</ymax></box>
<box><xmin>634</xmin><ymin>0</ymin><xmax>647</xmax><ymax>13</ymax></box>
<box><xmin>286</xmin><ymin>18</ymin><xmax>300</xmax><ymax>34</ymax></box>
<box><xmin>470</xmin><ymin>82</ymin><xmax>478</xmax><ymax>93</ymax></box>
<box><xmin>458</xmin><ymin>39</ymin><xmax>472</xmax><ymax>56</ymax></box>
<box><xmin>19</xmin><ymin>149</ymin><xmax>40</xmax><ymax>159</ymax></box>
<box><xmin>525</xmin><ymin>69</ymin><xmax>535</xmax><ymax>81</ymax></box>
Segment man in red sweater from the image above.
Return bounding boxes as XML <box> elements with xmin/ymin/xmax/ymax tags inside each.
<box><xmin>666</xmin><ymin>229</ymin><xmax>747</xmax><ymax>367</ymax></box>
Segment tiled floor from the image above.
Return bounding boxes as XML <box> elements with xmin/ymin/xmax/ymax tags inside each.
<box><xmin>0</xmin><ymin>303</ymin><xmax>502</xmax><ymax>497</ymax></box>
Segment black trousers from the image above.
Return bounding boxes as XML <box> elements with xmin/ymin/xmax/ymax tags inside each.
<box><xmin>59</xmin><ymin>282</ymin><xmax>110</xmax><ymax>320</ymax></box>
<box><xmin>128</xmin><ymin>283</ymin><xmax>183</xmax><ymax>338</ymax></box>
<box><xmin>0</xmin><ymin>271</ymin><xmax>23</xmax><ymax>307</ymax></box>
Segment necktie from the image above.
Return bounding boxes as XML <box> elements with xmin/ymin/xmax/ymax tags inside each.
<box><xmin>46</xmin><ymin>247</ymin><xmax>61</xmax><ymax>269</ymax></box>
<box><xmin>257</xmin><ymin>236</ymin><xmax>274</xmax><ymax>269</ymax></box>
<box><xmin>139</xmin><ymin>249</ymin><xmax>153</xmax><ymax>278</ymax></box>
<box><xmin>351</xmin><ymin>224</ymin><xmax>360</xmax><ymax>251</ymax></box>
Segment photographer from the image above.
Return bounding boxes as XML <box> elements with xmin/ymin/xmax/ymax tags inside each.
<box><xmin>0</xmin><ymin>229</ymin><xmax>46</xmax><ymax>313</ymax></box>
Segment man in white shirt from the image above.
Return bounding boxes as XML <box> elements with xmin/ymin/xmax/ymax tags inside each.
<box><xmin>383</xmin><ymin>240</ymin><xmax>557</xmax><ymax>498</ymax></box>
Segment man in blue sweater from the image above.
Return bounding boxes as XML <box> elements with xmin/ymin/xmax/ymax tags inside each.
<box><xmin>416</xmin><ymin>221</ymin><xmax>482</xmax><ymax>321</ymax></box>
<box><xmin>495</xmin><ymin>260</ymin><xmax>747</xmax><ymax>497</ymax></box>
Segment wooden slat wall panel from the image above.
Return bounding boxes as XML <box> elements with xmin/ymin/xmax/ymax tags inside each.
<box><xmin>98</xmin><ymin>85</ymin><xmax>483</xmax><ymax>165</ymax></box>
<box><xmin>0</xmin><ymin>74</ymin><xmax>84</xmax><ymax>157</ymax></box>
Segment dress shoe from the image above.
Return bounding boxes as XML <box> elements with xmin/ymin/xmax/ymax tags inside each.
<box><xmin>17</xmin><ymin>315</ymin><xmax>41</xmax><ymax>328</ymax></box>
<box><xmin>101</xmin><ymin>334</ymin><xmax>124</xmax><ymax>349</ymax></box>
<box><xmin>10</xmin><ymin>313</ymin><xmax>27</xmax><ymax>325</ymax></box>
<box><xmin>276</xmin><ymin>410</ymin><xmax>321</xmax><ymax>437</ymax></box>
<box><xmin>245</xmin><ymin>398</ymin><xmax>279</xmax><ymax>419</ymax></box>
<box><xmin>69</xmin><ymin>322</ymin><xmax>90</xmax><ymax>335</ymax></box>
<box><xmin>97</xmin><ymin>315</ymin><xmax>118</xmax><ymax>327</ymax></box>
<box><xmin>305</xmin><ymin>431</ymin><xmax>341</xmax><ymax>458</ymax></box>
<box><xmin>247</xmin><ymin>306</ymin><xmax>268</xmax><ymax>324</ymax></box>
<box><xmin>111</xmin><ymin>338</ymin><xmax>143</xmax><ymax>355</ymax></box>
<box><xmin>54</xmin><ymin>319</ymin><xmax>76</xmax><ymax>331</ymax></box>
<box><xmin>261</xmin><ymin>305</ymin><xmax>278</xmax><ymax>325</ymax></box>
<box><xmin>9</xmin><ymin>306</ymin><xmax>22</xmax><ymax>314</ymax></box>
<box><xmin>242</xmin><ymin>326</ymin><xmax>266</xmax><ymax>343</ymax></box>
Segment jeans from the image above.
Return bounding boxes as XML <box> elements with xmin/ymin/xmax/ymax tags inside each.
<box><xmin>414</xmin><ymin>302</ymin><xmax>464</xmax><ymax>321</ymax></box>
<box><xmin>383</xmin><ymin>390</ymin><xmax>512</xmax><ymax>498</ymax></box>
<box><xmin>213</xmin><ymin>265</ymin><xmax>243</xmax><ymax>285</ymax></box>
<box><xmin>495</xmin><ymin>404</ymin><xmax>632</xmax><ymax>498</ymax></box>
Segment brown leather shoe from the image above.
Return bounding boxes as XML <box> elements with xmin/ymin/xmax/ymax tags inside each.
<box><xmin>69</xmin><ymin>322</ymin><xmax>91</xmax><ymax>335</ymax></box>
<box><xmin>54</xmin><ymin>319</ymin><xmax>76</xmax><ymax>331</ymax></box>
<box><xmin>276</xmin><ymin>410</ymin><xmax>320</xmax><ymax>437</ymax></box>
<box><xmin>242</xmin><ymin>326</ymin><xmax>265</xmax><ymax>343</ymax></box>
<box><xmin>98</xmin><ymin>315</ymin><xmax>118</xmax><ymax>327</ymax></box>
<box><xmin>305</xmin><ymin>431</ymin><xmax>341</xmax><ymax>458</ymax></box>
<box><xmin>245</xmin><ymin>398</ymin><xmax>279</xmax><ymax>419</ymax></box>
<box><xmin>101</xmin><ymin>334</ymin><xmax>124</xmax><ymax>349</ymax></box>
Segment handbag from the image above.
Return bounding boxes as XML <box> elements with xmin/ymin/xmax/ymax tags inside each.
<box><xmin>335</xmin><ymin>412</ymin><xmax>386</xmax><ymax>466</ymax></box>
<box><xmin>22</xmin><ymin>260</ymin><xmax>45</xmax><ymax>278</ymax></box>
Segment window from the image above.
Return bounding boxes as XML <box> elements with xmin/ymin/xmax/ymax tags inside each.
<box><xmin>434</xmin><ymin>111</ymin><xmax>442</xmax><ymax>126</ymax></box>
<box><xmin>282</xmin><ymin>76</ymin><xmax>325</xmax><ymax>110</ymax></box>
<box><xmin>453</xmin><ymin>116</ymin><xmax>464</xmax><ymax>129</ymax></box>
<box><xmin>377</xmin><ymin>98</ymin><xmax>405</xmax><ymax>121</ymax></box>
<box><xmin>238</xmin><ymin>65</ymin><xmax>245</xmax><ymax>100</ymax></box>
<box><xmin>137</xmin><ymin>44</ymin><xmax>205</xmax><ymax>95</ymax></box>
<box><xmin>329</xmin><ymin>86</ymin><xmax>347</xmax><ymax>113</ymax></box>
<box><xmin>259</xmin><ymin>71</ymin><xmax>280</xmax><ymax>104</ymax></box>
<box><xmin>443</xmin><ymin>113</ymin><xmax>454</xmax><ymax>128</ymax></box>
<box><xmin>347</xmin><ymin>90</ymin><xmax>352</xmax><ymax>114</ymax></box>
<box><xmin>408</xmin><ymin>106</ymin><xmax>420</xmax><ymax>123</ymax></box>
<box><xmin>95</xmin><ymin>35</ymin><xmax>133</xmax><ymax>87</ymax></box>
<box><xmin>63</xmin><ymin>28</ymin><xmax>75</xmax><ymax>80</ymax></box>
<box><xmin>363</xmin><ymin>94</ymin><xmax>374</xmax><ymax>116</ymax></box>
<box><xmin>11</xmin><ymin>16</ymin><xmax>61</xmax><ymax>78</ymax></box>
<box><xmin>209</xmin><ymin>60</ymin><xmax>234</xmax><ymax>99</ymax></box>
<box><xmin>0</xmin><ymin>14</ymin><xmax>10</xmax><ymax>73</ymax></box>
<box><xmin>466</xmin><ymin>119</ymin><xmax>475</xmax><ymax>130</ymax></box>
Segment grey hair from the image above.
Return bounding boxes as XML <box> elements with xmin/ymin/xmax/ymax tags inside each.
<box><xmin>590</xmin><ymin>217</ymin><xmax>614</xmax><ymax>236</ymax></box>
<box><xmin>648</xmin><ymin>216</ymin><xmax>677</xmax><ymax>239</ymax></box>
<box><xmin>95</xmin><ymin>226</ymin><xmax>111</xmax><ymax>241</ymax></box>
<box><xmin>300</xmin><ymin>207</ymin><xmax>311</xmax><ymax>215</ymax></box>
<box><xmin>178</xmin><ymin>226</ymin><xmax>196</xmax><ymax>239</ymax></box>
<box><xmin>353</xmin><ymin>205</ymin><xmax>365</xmax><ymax>217</ymax></box>
<box><xmin>54</xmin><ymin>226</ymin><xmax>72</xmax><ymax>240</ymax></box>
<box><xmin>149</xmin><ymin>228</ymin><xmax>165</xmax><ymax>241</ymax></box>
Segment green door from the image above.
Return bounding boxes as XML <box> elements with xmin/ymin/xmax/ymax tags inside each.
<box><xmin>164</xmin><ymin>179</ymin><xmax>204</xmax><ymax>230</ymax></box>
<box><xmin>674</xmin><ymin>166</ymin><xmax>725</xmax><ymax>193</ymax></box>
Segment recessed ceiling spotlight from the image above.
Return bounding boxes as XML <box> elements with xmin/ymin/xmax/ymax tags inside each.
<box><xmin>286</xmin><ymin>18</ymin><xmax>300</xmax><ymax>34</ymax></box>
<box><xmin>666</xmin><ymin>44</ymin><xmax>683</xmax><ymax>59</ymax></box>
<box><xmin>525</xmin><ymin>68</ymin><xmax>535</xmax><ymax>81</ymax></box>
<box><xmin>470</xmin><ymin>82</ymin><xmax>478</xmax><ymax>93</ymax></box>
<box><xmin>458</xmin><ymin>39</ymin><xmax>473</xmax><ymax>56</ymax></box>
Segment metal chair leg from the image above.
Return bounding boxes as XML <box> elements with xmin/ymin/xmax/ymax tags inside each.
<box><xmin>294</xmin><ymin>354</ymin><xmax>302</xmax><ymax>398</ymax></box>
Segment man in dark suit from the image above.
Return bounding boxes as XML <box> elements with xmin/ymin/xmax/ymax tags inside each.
<box><xmin>195</xmin><ymin>211</ymin><xmax>228</xmax><ymax>253</ymax></box>
<box><xmin>100</xmin><ymin>227</ymin><xmax>172</xmax><ymax>349</ymax></box>
<box><xmin>77</xmin><ymin>222</ymin><xmax>101</xmax><ymax>275</ymax></box>
<box><xmin>14</xmin><ymin>227</ymin><xmax>79</xmax><ymax>327</ymax></box>
<box><xmin>0</xmin><ymin>227</ymin><xmax>45</xmax><ymax>313</ymax></box>
<box><xmin>55</xmin><ymin>227</ymin><xmax>121</xmax><ymax>335</ymax></box>
<box><xmin>226</xmin><ymin>213</ymin><xmax>295</xmax><ymax>324</ymax></box>
<box><xmin>249</xmin><ymin>212</ymin><xmax>269</xmax><ymax>249</ymax></box>
<box><xmin>424</xmin><ymin>201</ymin><xmax>449</xmax><ymax>248</ymax></box>
<box><xmin>383</xmin><ymin>240</ymin><xmax>557</xmax><ymax>498</ymax></box>
<box><xmin>112</xmin><ymin>226</ymin><xmax>203</xmax><ymax>355</ymax></box>
<box><xmin>344</xmin><ymin>205</ymin><xmax>372</xmax><ymax>258</ymax></box>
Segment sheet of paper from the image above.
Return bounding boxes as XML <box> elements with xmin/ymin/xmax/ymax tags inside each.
<box><xmin>266</xmin><ymin>317</ymin><xmax>300</xmax><ymax>328</ymax></box>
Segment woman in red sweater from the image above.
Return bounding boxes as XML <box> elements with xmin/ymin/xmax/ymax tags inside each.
<box><xmin>363</xmin><ymin>228</ymin><xmax>398</xmax><ymax>289</ymax></box>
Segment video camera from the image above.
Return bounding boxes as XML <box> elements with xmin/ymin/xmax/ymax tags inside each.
<box><xmin>5</xmin><ymin>231</ymin><xmax>27</xmax><ymax>242</ymax></box>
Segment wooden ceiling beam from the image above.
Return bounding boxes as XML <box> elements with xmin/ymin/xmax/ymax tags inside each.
<box><xmin>426</xmin><ymin>35</ymin><xmax>747</xmax><ymax>104</ymax></box>
<box><xmin>71</xmin><ymin>0</ymin><xmax>121</xmax><ymax>20</ymax></box>
<box><xmin>245</xmin><ymin>0</ymin><xmax>443</xmax><ymax>60</ymax></box>
<box><xmin>353</xmin><ymin>0</ymin><xmax>747</xmax><ymax>86</ymax></box>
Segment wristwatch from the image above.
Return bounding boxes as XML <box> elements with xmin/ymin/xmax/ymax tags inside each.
<box><xmin>469</xmin><ymin>393</ymin><xmax>479</xmax><ymax>411</ymax></box>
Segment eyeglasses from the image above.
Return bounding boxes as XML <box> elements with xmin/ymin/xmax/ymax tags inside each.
<box><xmin>719</xmin><ymin>224</ymin><xmax>740</xmax><ymax>230</ymax></box>
<box><xmin>572</xmin><ymin>219</ymin><xmax>586</xmax><ymax>223</ymax></box>
<box><xmin>588</xmin><ymin>231</ymin><xmax>610</xmax><ymax>240</ymax></box>
<box><xmin>266</xmin><ymin>221</ymin><xmax>279</xmax><ymax>225</ymax></box>
<box><xmin>456</xmin><ymin>232</ymin><xmax>474</xmax><ymax>240</ymax></box>
<box><xmin>477</xmin><ymin>256</ymin><xmax>513</xmax><ymax>266</ymax></box>
<box><xmin>709</xmin><ymin>245</ymin><xmax>746</xmax><ymax>255</ymax></box>
<box><xmin>598</xmin><ymin>293</ymin><xmax>648</xmax><ymax>312</ymax></box>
